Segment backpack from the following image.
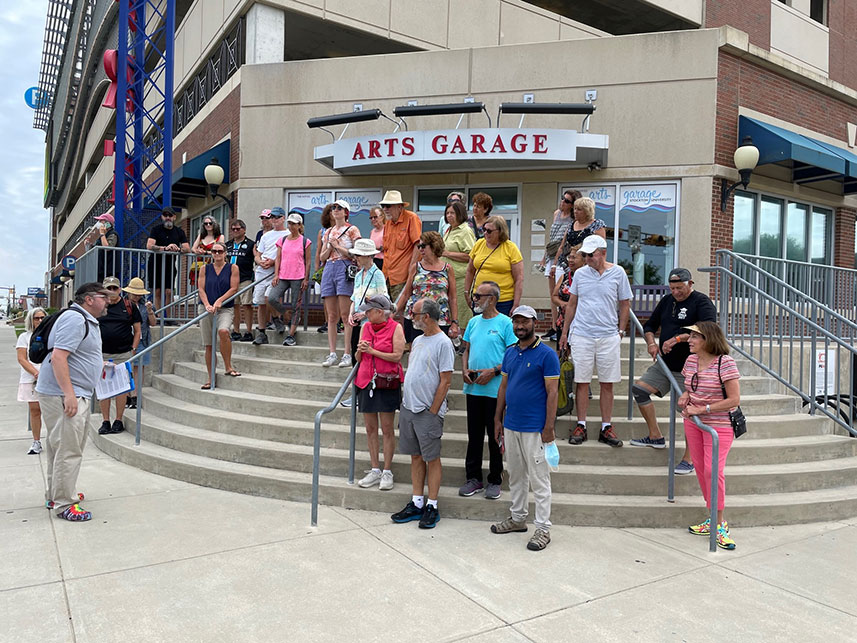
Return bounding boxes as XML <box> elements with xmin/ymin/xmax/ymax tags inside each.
<box><xmin>556</xmin><ymin>349</ymin><xmax>575</xmax><ymax>417</ymax></box>
<box><xmin>28</xmin><ymin>307</ymin><xmax>90</xmax><ymax>364</ymax></box>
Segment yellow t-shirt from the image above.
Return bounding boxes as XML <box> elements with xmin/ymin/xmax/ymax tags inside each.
<box><xmin>469</xmin><ymin>239</ymin><xmax>523</xmax><ymax>301</ymax></box>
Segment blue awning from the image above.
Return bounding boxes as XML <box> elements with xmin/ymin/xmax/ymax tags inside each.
<box><xmin>738</xmin><ymin>116</ymin><xmax>857</xmax><ymax>194</ymax></box>
<box><xmin>148</xmin><ymin>139</ymin><xmax>231</xmax><ymax>208</ymax></box>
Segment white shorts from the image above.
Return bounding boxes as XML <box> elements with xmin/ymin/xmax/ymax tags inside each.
<box><xmin>18</xmin><ymin>381</ymin><xmax>38</xmax><ymax>403</ymax></box>
<box><xmin>570</xmin><ymin>333</ymin><xmax>621</xmax><ymax>383</ymax></box>
<box><xmin>252</xmin><ymin>271</ymin><xmax>274</xmax><ymax>305</ymax></box>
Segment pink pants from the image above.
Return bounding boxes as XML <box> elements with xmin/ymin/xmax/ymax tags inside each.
<box><xmin>683</xmin><ymin>420</ymin><xmax>733</xmax><ymax>511</ymax></box>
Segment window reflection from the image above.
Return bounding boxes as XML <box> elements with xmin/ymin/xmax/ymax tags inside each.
<box><xmin>759</xmin><ymin>196</ymin><xmax>783</xmax><ymax>258</ymax></box>
<box><xmin>732</xmin><ymin>192</ymin><xmax>755</xmax><ymax>254</ymax></box>
<box><xmin>786</xmin><ymin>202</ymin><xmax>808</xmax><ymax>261</ymax></box>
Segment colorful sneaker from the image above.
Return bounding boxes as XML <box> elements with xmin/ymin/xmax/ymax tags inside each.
<box><xmin>321</xmin><ymin>353</ymin><xmax>338</xmax><ymax>367</ymax></box>
<box><xmin>568</xmin><ymin>423</ymin><xmax>587</xmax><ymax>445</ymax></box>
<box><xmin>418</xmin><ymin>504</ymin><xmax>440</xmax><ymax>529</ymax></box>
<box><xmin>391</xmin><ymin>501</ymin><xmax>424</xmax><ymax>523</ymax></box>
<box><xmin>27</xmin><ymin>440</ymin><xmax>42</xmax><ymax>455</ymax></box>
<box><xmin>57</xmin><ymin>503</ymin><xmax>92</xmax><ymax>522</ymax></box>
<box><xmin>598</xmin><ymin>425</ymin><xmax>623</xmax><ymax>448</ymax></box>
<box><xmin>688</xmin><ymin>517</ymin><xmax>711</xmax><ymax>535</ymax></box>
<box><xmin>717</xmin><ymin>522</ymin><xmax>736</xmax><ymax>550</ymax></box>
<box><xmin>674</xmin><ymin>460</ymin><xmax>695</xmax><ymax>475</ymax></box>
<box><xmin>527</xmin><ymin>527</ymin><xmax>551</xmax><ymax>551</ymax></box>
<box><xmin>357</xmin><ymin>469</ymin><xmax>382</xmax><ymax>488</ymax></box>
<box><xmin>379</xmin><ymin>470</ymin><xmax>394</xmax><ymax>491</ymax></box>
<box><xmin>458</xmin><ymin>479</ymin><xmax>484</xmax><ymax>497</ymax></box>
<box><xmin>629</xmin><ymin>435</ymin><xmax>666</xmax><ymax>449</ymax></box>
<box><xmin>282</xmin><ymin>335</ymin><xmax>296</xmax><ymax>346</ymax></box>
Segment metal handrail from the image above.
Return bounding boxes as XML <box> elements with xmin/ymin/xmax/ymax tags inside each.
<box><xmin>719</xmin><ymin>250</ymin><xmax>857</xmax><ymax>337</ymax></box>
<box><xmin>627</xmin><ymin>309</ymin><xmax>720</xmax><ymax>552</ymax></box>
<box><xmin>311</xmin><ymin>364</ymin><xmax>359</xmax><ymax>527</ymax></box>
<box><xmin>701</xmin><ymin>264</ymin><xmax>857</xmax><ymax>437</ymax></box>
<box><xmin>124</xmin><ymin>276</ymin><xmax>265</xmax><ymax>446</ymax></box>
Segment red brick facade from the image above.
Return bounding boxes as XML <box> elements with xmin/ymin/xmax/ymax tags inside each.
<box><xmin>704</xmin><ymin>0</ymin><xmax>771</xmax><ymax>50</ymax></box>
<box><xmin>827</xmin><ymin>0</ymin><xmax>857</xmax><ymax>90</ymax></box>
<box><xmin>833</xmin><ymin>206</ymin><xmax>856</xmax><ymax>269</ymax></box>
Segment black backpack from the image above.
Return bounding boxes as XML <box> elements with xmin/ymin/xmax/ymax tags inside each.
<box><xmin>28</xmin><ymin>307</ymin><xmax>90</xmax><ymax>364</ymax></box>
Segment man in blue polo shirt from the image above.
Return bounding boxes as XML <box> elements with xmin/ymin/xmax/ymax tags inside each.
<box><xmin>491</xmin><ymin>305</ymin><xmax>560</xmax><ymax>551</ymax></box>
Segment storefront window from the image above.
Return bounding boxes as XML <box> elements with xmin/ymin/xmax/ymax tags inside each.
<box><xmin>416</xmin><ymin>185</ymin><xmax>520</xmax><ymax>243</ymax></box>
<box><xmin>786</xmin><ymin>202</ymin><xmax>808</xmax><ymax>261</ymax></box>
<box><xmin>732</xmin><ymin>191</ymin><xmax>755</xmax><ymax>254</ymax></box>
<box><xmin>759</xmin><ymin>196</ymin><xmax>784</xmax><ymax>258</ymax></box>
<box><xmin>810</xmin><ymin>208</ymin><xmax>830</xmax><ymax>264</ymax></box>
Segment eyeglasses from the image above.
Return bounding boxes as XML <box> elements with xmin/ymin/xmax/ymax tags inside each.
<box><xmin>331</xmin><ymin>204</ymin><xmax>345</xmax><ymax>210</ymax></box>
<box><xmin>33</xmin><ymin>315</ymin><xmax>46</xmax><ymax>321</ymax></box>
<box><xmin>89</xmin><ymin>294</ymin><xmax>108</xmax><ymax>301</ymax></box>
<box><xmin>211</xmin><ymin>249</ymin><xmax>225</xmax><ymax>254</ymax></box>
<box><xmin>417</xmin><ymin>243</ymin><xmax>427</xmax><ymax>249</ymax></box>
<box><xmin>581</xmin><ymin>252</ymin><xmax>594</xmax><ymax>258</ymax></box>
<box><xmin>471</xmin><ymin>293</ymin><xmax>492</xmax><ymax>300</ymax></box>
<box><xmin>259</xmin><ymin>215</ymin><xmax>271</xmax><ymax>220</ymax></box>
<box><xmin>230</xmin><ymin>226</ymin><xmax>243</xmax><ymax>231</ymax></box>
<box><xmin>562</xmin><ymin>198</ymin><xmax>574</xmax><ymax>205</ymax></box>
<box><xmin>412</xmin><ymin>311</ymin><xmax>427</xmax><ymax>318</ymax></box>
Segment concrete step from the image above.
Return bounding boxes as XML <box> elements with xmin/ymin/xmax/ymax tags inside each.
<box><xmin>139</xmin><ymin>388</ymin><xmax>841</xmax><ymax>464</ymax></box>
<box><xmin>194</xmin><ymin>351</ymin><xmax>777</xmax><ymax>395</ymax></box>
<box><xmin>147</xmin><ymin>375</ymin><xmax>825</xmax><ymax>438</ymax></box>
<box><xmin>92</xmin><ymin>427</ymin><xmax>857</xmax><ymax>528</ymax></box>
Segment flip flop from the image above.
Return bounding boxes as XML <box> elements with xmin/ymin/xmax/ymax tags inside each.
<box><xmin>201</xmin><ymin>383</ymin><xmax>211</xmax><ymax>390</ymax></box>
<box><xmin>225</xmin><ymin>370</ymin><xmax>242</xmax><ymax>377</ymax></box>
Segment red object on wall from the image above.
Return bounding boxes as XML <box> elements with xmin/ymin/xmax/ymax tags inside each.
<box><xmin>103</xmin><ymin>50</ymin><xmax>118</xmax><ymax>109</ymax></box>
<box><xmin>104</xmin><ymin>139</ymin><xmax>115</xmax><ymax>156</ymax></box>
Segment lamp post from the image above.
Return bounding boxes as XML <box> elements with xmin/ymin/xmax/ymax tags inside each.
<box><xmin>203</xmin><ymin>157</ymin><xmax>234</xmax><ymax>213</ymax></box>
<box><xmin>720</xmin><ymin>136</ymin><xmax>760</xmax><ymax>211</ymax></box>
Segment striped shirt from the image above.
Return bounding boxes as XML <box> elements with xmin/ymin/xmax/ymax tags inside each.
<box><xmin>682</xmin><ymin>354</ymin><xmax>740</xmax><ymax>427</ymax></box>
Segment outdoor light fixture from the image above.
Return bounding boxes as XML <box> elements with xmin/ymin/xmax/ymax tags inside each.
<box><xmin>393</xmin><ymin>102</ymin><xmax>491</xmax><ymax>128</ymax></box>
<box><xmin>203</xmin><ymin>157</ymin><xmax>234</xmax><ymax>213</ymax></box>
<box><xmin>720</xmin><ymin>136</ymin><xmax>760</xmax><ymax>211</ymax></box>
<box><xmin>307</xmin><ymin>108</ymin><xmax>400</xmax><ymax>141</ymax></box>
<box><xmin>498</xmin><ymin>102</ymin><xmax>596</xmax><ymax>130</ymax></box>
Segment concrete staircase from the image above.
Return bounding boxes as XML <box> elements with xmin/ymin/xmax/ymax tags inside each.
<box><xmin>92</xmin><ymin>328</ymin><xmax>857</xmax><ymax>527</ymax></box>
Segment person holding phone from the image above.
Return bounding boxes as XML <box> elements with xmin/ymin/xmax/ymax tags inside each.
<box><xmin>459</xmin><ymin>281</ymin><xmax>517</xmax><ymax>499</ymax></box>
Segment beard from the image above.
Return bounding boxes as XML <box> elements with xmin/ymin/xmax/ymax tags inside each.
<box><xmin>514</xmin><ymin>326</ymin><xmax>534</xmax><ymax>341</ymax></box>
<box><xmin>163</xmin><ymin>219</ymin><xmax>174</xmax><ymax>229</ymax></box>
<box><xmin>412</xmin><ymin>318</ymin><xmax>425</xmax><ymax>330</ymax></box>
<box><xmin>472</xmin><ymin>304</ymin><xmax>484</xmax><ymax>314</ymax></box>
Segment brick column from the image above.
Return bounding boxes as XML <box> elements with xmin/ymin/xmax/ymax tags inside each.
<box><xmin>833</xmin><ymin>206</ymin><xmax>856</xmax><ymax>269</ymax></box>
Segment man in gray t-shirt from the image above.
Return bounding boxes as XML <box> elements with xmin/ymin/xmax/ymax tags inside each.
<box><xmin>36</xmin><ymin>283</ymin><xmax>108</xmax><ymax>522</ymax></box>
<box><xmin>559</xmin><ymin>235</ymin><xmax>631</xmax><ymax>449</ymax></box>
<box><xmin>391</xmin><ymin>299</ymin><xmax>455</xmax><ymax>530</ymax></box>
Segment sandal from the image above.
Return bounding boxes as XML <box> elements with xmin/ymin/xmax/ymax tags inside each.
<box><xmin>201</xmin><ymin>383</ymin><xmax>211</xmax><ymax>390</ymax></box>
<box><xmin>57</xmin><ymin>503</ymin><xmax>92</xmax><ymax>522</ymax></box>
<box><xmin>225</xmin><ymin>370</ymin><xmax>242</xmax><ymax>377</ymax></box>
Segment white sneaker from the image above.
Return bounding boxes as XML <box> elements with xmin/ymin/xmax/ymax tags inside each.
<box><xmin>338</xmin><ymin>354</ymin><xmax>352</xmax><ymax>368</ymax></box>
<box><xmin>340</xmin><ymin>396</ymin><xmax>353</xmax><ymax>408</ymax></box>
<box><xmin>28</xmin><ymin>440</ymin><xmax>42</xmax><ymax>455</ymax></box>
<box><xmin>358</xmin><ymin>469</ymin><xmax>382</xmax><ymax>488</ymax></box>
<box><xmin>379</xmin><ymin>470</ymin><xmax>394</xmax><ymax>491</ymax></box>
<box><xmin>321</xmin><ymin>353</ymin><xmax>338</xmax><ymax>367</ymax></box>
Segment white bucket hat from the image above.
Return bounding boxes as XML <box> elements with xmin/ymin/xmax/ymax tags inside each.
<box><xmin>351</xmin><ymin>238</ymin><xmax>380</xmax><ymax>256</ymax></box>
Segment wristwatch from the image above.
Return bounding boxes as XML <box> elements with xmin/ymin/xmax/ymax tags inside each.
<box><xmin>618</xmin><ymin>329</ymin><xmax>626</xmax><ymax>337</ymax></box>
<box><xmin>705</xmin><ymin>404</ymin><xmax>711</xmax><ymax>413</ymax></box>
<box><xmin>493</xmin><ymin>367</ymin><xmax>501</xmax><ymax>376</ymax></box>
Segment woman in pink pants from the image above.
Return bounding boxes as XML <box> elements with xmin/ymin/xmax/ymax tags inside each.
<box><xmin>677</xmin><ymin>321</ymin><xmax>741</xmax><ymax>550</ymax></box>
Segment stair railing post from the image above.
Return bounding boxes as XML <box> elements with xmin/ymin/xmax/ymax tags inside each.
<box><xmin>707</xmin><ymin>428</ymin><xmax>719</xmax><ymax>553</ymax></box>
<box><xmin>667</xmin><ymin>390</ymin><xmax>676</xmax><ymax>503</ymax></box>
<box><xmin>348</xmin><ymin>377</ymin><xmax>357</xmax><ymax>485</ymax></box>
<box><xmin>209</xmin><ymin>307</ymin><xmax>217</xmax><ymax>391</ymax></box>
<box><xmin>627</xmin><ymin>322</ymin><xmax>636</xmax><ymax>420</ymax></box>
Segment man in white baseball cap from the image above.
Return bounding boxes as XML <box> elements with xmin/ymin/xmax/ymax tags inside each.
<box><xmin>559</xmin><ymin>233</ymin><xmax>631</xmax><ymax>449</ymax></box>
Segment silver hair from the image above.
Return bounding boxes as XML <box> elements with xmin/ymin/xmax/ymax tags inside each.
<box><xmin>25</xmin><ymin>307</ymin><xmax>47</xmax><ymax>333</ymax></box>
<box><xmin>419</xmin><ymin>298</ymin><xmax>442</xmax><ymax>321</ymax></box>
<box><xmin>478</xmin><ymin>281</ymin><xmax>501</xmax><ymax>299</ymax></box>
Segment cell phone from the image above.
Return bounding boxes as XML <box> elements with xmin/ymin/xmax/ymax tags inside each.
<box><xmin>498</xmin><ymin>432</ymin><xmax>505</xmax><ymax>454</ymax></box>
<box><xmin>468</xmin><ymin>370</ymin><xmax>479</xmax><ymax>381</ymax></box>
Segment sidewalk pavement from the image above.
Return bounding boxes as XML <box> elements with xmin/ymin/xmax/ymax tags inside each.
<box><xmin>2</xmin><ymin>325</ymin><xmax>856</xmax><ymax>642</ymax></box>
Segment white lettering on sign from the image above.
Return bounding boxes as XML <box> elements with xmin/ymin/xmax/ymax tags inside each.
<box><xmin>312</xmin><ymin>128</ymin><xmax>610</xmax><ymax>175</ymax></box>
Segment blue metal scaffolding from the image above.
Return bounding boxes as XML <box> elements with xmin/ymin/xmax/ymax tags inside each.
<box><xmin>114</xmin><ymin>0</ymin><xmax>176</xmax><ymax>250</ymax></box>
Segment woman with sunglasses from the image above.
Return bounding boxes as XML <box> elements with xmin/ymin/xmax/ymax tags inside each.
<box><xmin>397</xmin><ymin>231</ymin><xmax>459</xmax><ymax>344</ymax></box>
<box><xmin>678</xmin><ymin>321</ymin><xmax>741</xmax><ymax>550</ymax></box>
<box><xmin>192</xmin><ymin>217</ymin><xmax>225</xmax><ymax>256</ymax></box>
<box><xmin>17</xmin><ymin>307</ymin><xmax>47</xmax><ymax>454</ymax></box>
<box><xmin>442</xmin><ymin>201</ymin><xmax>476</xmax><ymax>333</ymax></box>
<box><xmin>541</xmin><ymin>190</ymin><xmax>579</xmax><ymax>340</ymax></box>
<box><xmin>464</xmin><ymin>215</ymin><xmax>523</xmax><ymax>316</ymax></box>
<box><xmin>368</xmin><ymin>206</ymin><xmax>385</xmax><ymax>270</ymax></box>
<box><xmin>198</xmin><ymin>242</ymin><xmax>240</xmax><ymax>387</ymax></box>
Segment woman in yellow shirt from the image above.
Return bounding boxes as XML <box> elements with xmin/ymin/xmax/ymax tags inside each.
<box><xmin>465</xmin><ymin>215</ymin><xmax>523</xmax><ymax>316</ymax></box>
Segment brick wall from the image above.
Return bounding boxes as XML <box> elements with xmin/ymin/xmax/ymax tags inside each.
<box><xmin>828</xmin><ymin>0</ymin><xmax>857</xmax><ymax>90</ymax></box>
<box><xmin>704</xmin><ymin>0</ymin><xmax>771</xmax><ymax>50</ymax></box>
<box><xmin>833</xmin><ymin>207</ymin><xmax>856</xmax><ymax>269</ymax></box>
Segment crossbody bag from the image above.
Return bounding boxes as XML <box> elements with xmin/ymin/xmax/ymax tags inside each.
<box><xmin>717</xmin><ymin>355</ymin><xmax>747</xmax><ymax>439</ymax></box>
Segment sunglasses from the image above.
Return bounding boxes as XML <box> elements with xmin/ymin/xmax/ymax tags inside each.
<box><xmin>369</xmin><ymin>215</ymin><xmax>381</xmax><ymax>220</ymax></box>
<box><xmin>690</xmin><ymin>372</ymin><xmax>699</xmax><ymax>392</ymax></box>
<box><xmin>33</xmin><ymin>315</ymin><xmax>46</xmax><ymax>321</ymax></box>
<box><xmin>380</xmin><ymin>204</ymin><xmax>395</xmax><ymax>209</ymax></box>
<box><xmin>106</xmin><ymin>286</ymin><xmax>121</xmax><ymax>291</ymax></box>
<box><xmin>211</xmin><ymin>249</ymin><xmax>225</xmax><ymax>254</ymax></box>
<box><xmin>331</xmin><ymin>204</ymin><xmax>345</xmax><ymax>210</ymax></box>
<box><xmin>483</xmin><ymin>227</ymin><xmax>496</xmax><ymax>233</ymax></box>
<box><xmin>471</xmin><ymin>293</ymin><xmax>492</xmax><ymax>300</ymax></box>
<box><xmin>230</xmin><ymin>226</ymin><xmax>243</xmax><ymax>231</ymax></box>
<box><xmin>447</xmin><ymin>198</ymin><xmax>461</xmax><ymax>203</ymax></box>
<box><xmin>417</xmin><ymin>243</ymin><xmax>427</xmax><ymax>249</ymax></box>
<box><xmin>162</xmin><ymin>213</ymin><xmax>175</xmax><ymax>218</ymax></box>
<box><xmin>581</xmin><ymin>252</ymin><xmax>595</xmax><ymax>258</ymax></box>
<box><xmin>204</xmin><ymin>221</ymin><xmax>214</xmax><ymax>226</ymax></box>
<box><xmin>562</xmin><ymin>198</ymin><xmax>574</xmax><ymax>205</ymax></box>
<box><xmin>259</xmin><ymin>215</ymin><xmax>271</xmax><ymax>219</ymax></box>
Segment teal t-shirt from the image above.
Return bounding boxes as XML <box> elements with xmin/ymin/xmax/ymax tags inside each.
<box><xmin>462</xmin><ymin>313</ymin><xmax>517</xmax><ymax>397</ymax></box>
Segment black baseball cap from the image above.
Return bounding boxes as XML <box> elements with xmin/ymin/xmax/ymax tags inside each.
<box><xmin>668</xmin><ymin>268</ymin><xmax>692</xmax><ymax>283</ymax></box>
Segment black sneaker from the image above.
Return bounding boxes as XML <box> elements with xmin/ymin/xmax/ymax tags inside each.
<box><xmin>282</xmin><ymin>335</ymin><xmax>296</xmax><ymax>346</ymax></box>
<box><xmin>391</xmin><ymin>501</ymin><xmax>424</xmax><ymax>524</ymax></box>
<box><xmin>240</xmin><ymin>332</ymin><xmax>253</xmax><ymax>342</ymax></box>
<box><xmin>419</xmin><ymin>504</ymin><xmax>440</xmax><ymax>529</ymax></box>
<box><xmin>126</xmin><ymin>396</ymin><xmax>137</xmax><ymax>410</ymax></box>
<box><xmin>273</xmin><ymin>317</ymin><xmax>286</xmax><ymax>333</ymax></box>
<box><xmin>109</xmin><ymin>419</ymin><xmax>125</xmax><ymax>434</ymax></box>
<box><xmin>568</xmin><ymin>423</ymin><xmax>587</xmax><ymax>445</ymax></box>
<box><xmin>317</xmin><ymin>324</ymin><xmax>328</xmax><ymax>333</ymax></box>
<box><xmin>230</xmin><ymin>331</ymin><xmax>241</xmax><ymax>341</ymax></box>
<box><xmin>542</xmin><ymin>329</ymin><xmax>557</xmax><ymax>341</ymax></box>
<box><xmin>98</xmin><ymin>420</ymin><xmax>111</xmax><ymax>435</ymax></box>
<box><xmin>598</xmin><ymin>425</ymin><xmax>623</xmax><ymax>448</ymax></box>
<box><xmin>252</xmin><ymin>330</ymin><xmax>269</xmax><ymax>345</ymax></box>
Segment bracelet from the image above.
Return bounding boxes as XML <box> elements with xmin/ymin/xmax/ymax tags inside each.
<box><xmin>705</xmin><ymin>404</ymin><xmax>711</xmax><ymax>413</ymax></box>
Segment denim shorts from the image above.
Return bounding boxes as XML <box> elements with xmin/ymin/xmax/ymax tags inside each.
<box><xmin>320</xmin><ymin>260</ymin><xmax>354</xmax><ymax>297</ymax></box>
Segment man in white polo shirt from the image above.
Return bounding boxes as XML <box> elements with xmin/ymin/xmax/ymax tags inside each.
<box><xmin>559</xmin><ymin>235</ymin><xmax>631</xmax><ymax>448</ymax></box>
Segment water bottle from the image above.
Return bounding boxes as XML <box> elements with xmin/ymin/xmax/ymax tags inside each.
<box><xmin>105</xmin><ymin>359</ymin><xmax>115</xmax><ymax>380</ymax></box>
<box><xmin>545</xmin><ymin>441</ymin><xmax>560</xmax><ymax>472</ymax></box>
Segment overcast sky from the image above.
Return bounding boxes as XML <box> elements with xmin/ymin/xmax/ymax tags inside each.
<box><xmin>0</xmin><ymin>1</ymin><xmax>51</xmax><ymax>306</ymax></box>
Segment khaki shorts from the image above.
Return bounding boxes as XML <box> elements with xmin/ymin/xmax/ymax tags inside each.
<box><xmin>639</xmin><ymin>363</ymin><xmax>685</xmax><ymax>397</ymax></box>
<box><xmin>398</xmin><ymin>406</ymin><xmax>443</xmax><ymax>462</ymax></box>
<box><xmin>199</xmin><ymin>304</ymin><xmax>235</xmax><ymax>345</ymax></box>
<box><xmin>103</xmin><ymin>351</ymin><xmax>132</xmax><ymax>363</ymax></box>
<box><xmin>570</xmin><ymin>333</ymin><xmax>621</xmax><ymax>383</ymax></box>
<box><xmin>237</xmin><ymin>280</ymin><xmax>253</xmax><ymax>306</ymax></box>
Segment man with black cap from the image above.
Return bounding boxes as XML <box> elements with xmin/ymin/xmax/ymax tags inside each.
<box><xmin>146</xmin><ymin>207</ymin><xmax>190</xmax><ymax>313</ymax></box>
<box><xmin>629</xmin><ymin>268</ymin><xmax>716</xmax><ymax>476</ymax></box>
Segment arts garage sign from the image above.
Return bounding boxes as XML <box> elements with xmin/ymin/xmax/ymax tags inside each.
<box><xmin>313</xmin><ymin>128</ymin><xmax>609</xmax><ymax>174</ymax></box>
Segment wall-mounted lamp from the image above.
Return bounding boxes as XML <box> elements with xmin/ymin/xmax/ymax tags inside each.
<box><xmin>203</xmin><ymin>157</ymin><xmax>234</xmax><ymax>213</ymax></box>
<box><xmin>720</xmin><ymin>136</ymin><xmax>760</xmax><ymax>211</ymax></box>
<box><xmin>393</xmin><ymin>101</ymin><xmax>491</xmax><ymax>129</ymax></box>
<box><xmin>307</xmin><ymin>108</ymin><xmax>400</xmax><ymax>140</ymax></box>
<box><xmin>497</xmin><ymin>102</ymin><xmax>596</xmax><ymax>131</ymax></box>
